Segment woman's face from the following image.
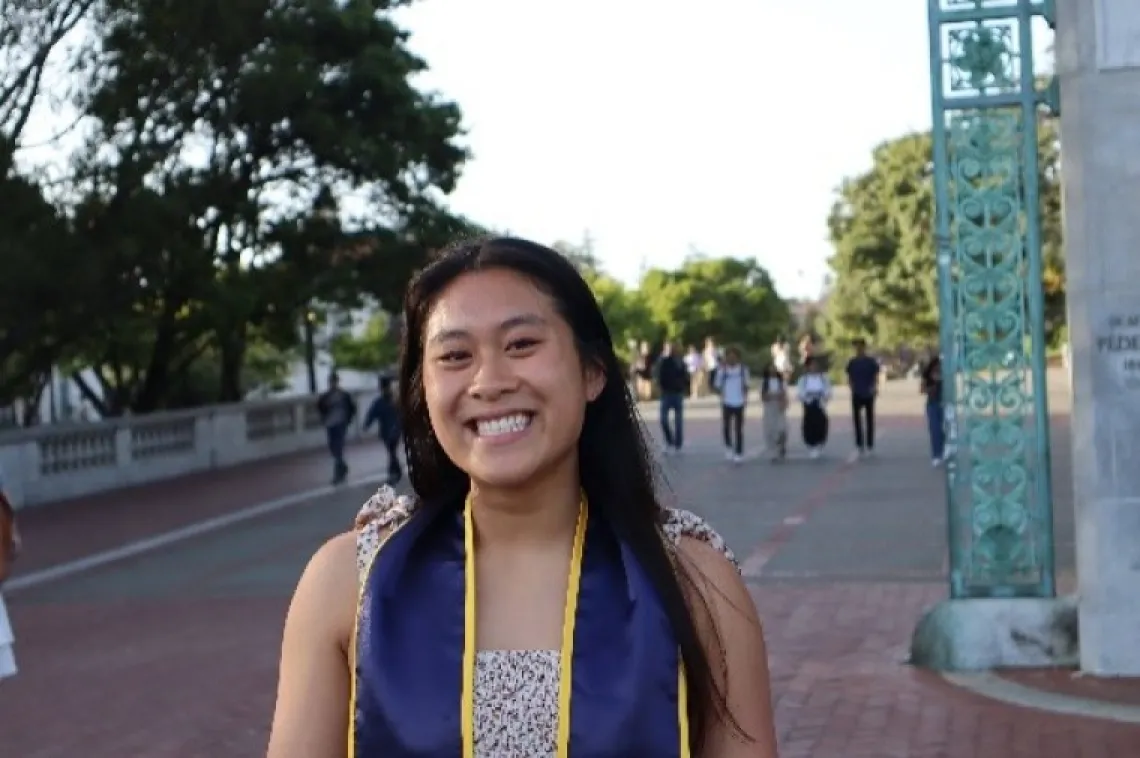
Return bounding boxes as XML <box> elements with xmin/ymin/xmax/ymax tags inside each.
<box><xmin>420</xmin><ymin>268</ymin><xmax>604</xmax><ymax>490</ymax></box>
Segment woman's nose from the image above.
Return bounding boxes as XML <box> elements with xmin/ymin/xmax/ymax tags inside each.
<box><xmin>468</xmin><ymin>354</ymin><xmax>518</xmax><ymax>400</ymax></box>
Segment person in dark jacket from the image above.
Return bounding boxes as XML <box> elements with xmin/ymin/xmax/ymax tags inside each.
<box><xmin>654</xmin><ymin>341</ymin><xmax>689</xmax><ymax>454</ymax></box>
<box><xmin>845</xmin><ymin>338</ymin><xmax>881</xmax><ymax>458</ymax></box>
<box><xmin>921</xmin><ymin>352</ymin><xmax>946</xmax><ymax>467</ymax></box>
<box><xmin>363</xmin><ymin>375</ymin><xmax>403</xmax><ymax>484</ymax></box>
<box><xmin>317</xmin><ymin>372</ymin><xmax>357</xmax><ymax>484</ymax></box>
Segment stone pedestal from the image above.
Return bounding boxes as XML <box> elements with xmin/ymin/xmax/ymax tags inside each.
<box><xmin>1056</xmin><ymin>0</ymin><xmax>1140</xmax><ymax>676</ymax></box>
<box><xmin>909</xmin><ymin>597</ymin><xmax>1078</xmax><ymax>671</ymax></box>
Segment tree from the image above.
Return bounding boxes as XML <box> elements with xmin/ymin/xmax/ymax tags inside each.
<box><xmin>551</xmin><ymin>235</ymin><xmax>653</xmax><ymax>360</ymax></box>
<box><xmin>823</xmin><ymin>117</ymin><xmax>1065</xmax><ymax>359</ymax></box>
<box><xmin>328</xmin><ymin>312</ymin><xmax>400</xmax><ymax>373</ymax></box>
<box><xmin>586</xmin><ymin>273</ymin><xmax>654</xmax><ymax>360</ymax></box>
<box><xmin>553</xmin><ymin>233</ymin><xmax>602</xmax><ymax>277</ymax></box>
<box><xmin>0</xmin><ymin>0</ymin><xmax>103</xmax><ymax>412</ymax></box>
<box><xmin>823</xmin><ymin>132</ymin><xmax>939</xmax><ymax>352</ymax></box>
<box><xmin>0</xmin><ymin>159</ymin><xmax>88</xmax><ymax>409</ymax></box>
<box><xmin>639</xmin><ymin>256</ymin><xmax>790</xmax><ymax>360</ymax></box>
<box><xmin>57</xmin><ymin>0</ymin><xmax>471</xmax><ymax>412</ymax></box>
<box><xmin>0</xmin><ymin>0</ymin><xmax>98</xmax><ymax>146</ymax></box>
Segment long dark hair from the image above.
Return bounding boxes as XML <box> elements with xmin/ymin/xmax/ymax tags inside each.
<box><xmin>397</xmin><ymin>236</ymin><xmax>740</xmax><ymax>752</ymax></box>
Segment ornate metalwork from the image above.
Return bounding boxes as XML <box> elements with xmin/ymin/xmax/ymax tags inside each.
<box><xmin>927</xmin><ymin>0</ymin><xmax>1056</xmax><ymax>598</ymax></box>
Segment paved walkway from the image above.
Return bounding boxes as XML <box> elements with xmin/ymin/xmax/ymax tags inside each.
<box><xmin>2</xmin><ymin>376</ymin><xmax>1138</xmax><ymax>757</ymax></box>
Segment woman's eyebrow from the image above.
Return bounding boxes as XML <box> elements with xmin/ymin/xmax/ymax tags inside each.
<box><xmin>427</xmin><ymin>313</ymin><xmax>549</xmax><ymax>345</ymax></box>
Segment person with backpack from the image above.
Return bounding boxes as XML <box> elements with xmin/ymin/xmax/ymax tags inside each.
<box><xmin>714</xmin><ymin>346</ymin><xmax>750</xmax><ymax>464</ymax></box>
<box><xmin>363</xmin><ymin>375</ymin><xmax>403</xmax><ymax>485</ymax></box>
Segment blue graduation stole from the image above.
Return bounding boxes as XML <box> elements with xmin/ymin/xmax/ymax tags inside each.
<box><xmin>350</xmin><ymin>497</ymin><xmax>691</xmax><ymax>757</ymax></box>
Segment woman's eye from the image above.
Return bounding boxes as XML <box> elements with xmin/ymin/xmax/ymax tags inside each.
<box><xmin>507</xmin><ymin>338</ymin><xmax>540</xmax><ymax>352</ymax></box>
<box><xmin>438</xmin><ymin>350</ymin><xmax>470</xmax><ymax>363</ymax></box>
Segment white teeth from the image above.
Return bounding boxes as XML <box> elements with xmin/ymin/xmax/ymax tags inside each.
<box><xmin>475</xmin><ymin>413</ymin><xmax>531</xmax><ymax>437</ymax></box>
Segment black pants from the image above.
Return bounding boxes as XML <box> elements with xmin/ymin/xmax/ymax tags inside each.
<box><xmin>327</xmin><ymin>424</ymin><xmax>348</xmax><ymax>481</ymax></box>
<box><xmin>722</xmin><ymin>405</ymin><xmax>744</xmax><ymax>455</ymax></box>
<box><xmin>852</xmin><ymin>395</ymin><xmax>876</xmax><ymax>450</ymax></box>
<box><xmin>802</xmin><ymin>403</ymin><xmax>829</xmax><ymax>446</ymax></box>
<box><xmin>383</xmin><ymin>435</ymin><xmax>403</xmax><ymax>482</ymax></box>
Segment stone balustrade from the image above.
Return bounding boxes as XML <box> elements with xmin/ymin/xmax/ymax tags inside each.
<box><xmin>0</xmin><ymin>391</ymin><xmax>376</xmax><ymax>508</ymax></box>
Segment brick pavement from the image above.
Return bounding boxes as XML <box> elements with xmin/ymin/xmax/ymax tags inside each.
<box><xmin>2</xmin><ymin>378</ymin><xmax>1139</xmax><ymax>757</ymax></box>
<box><xmin>9</xmin><ymin>439</ymin><xmax>390</xmax><ymax>576</ymax></box>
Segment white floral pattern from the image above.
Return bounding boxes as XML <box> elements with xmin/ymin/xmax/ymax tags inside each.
<box><xmin>354</xmin><ymin>486</ymin><xmax>736</xmax><ymax>758</ymax></box>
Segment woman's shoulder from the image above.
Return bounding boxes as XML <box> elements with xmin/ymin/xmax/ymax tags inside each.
<box><xmin>660</xmin><ymin>506</ymin><xmax>739</xmax><ymax>573</ymax></box>
<box><xmin>354</xmin><ymin>486</ymin><xmax>420</xmax><ymax>580</ymax></box>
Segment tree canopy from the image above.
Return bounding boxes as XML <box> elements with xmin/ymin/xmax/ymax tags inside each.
<box><xmin>0</xmin><ymin>2</ymin><xmax>796</xmax><ymax>422</ymax></box>
<box><xmin>0</xmin><ymin>0</ymin><xmax>480</xmax><ymax>419</ymax></box>
<box><xmin>551</xmin><ymin>237</ymin><xmax>793</xmax><ymax>366</ymax></box>
<box><xmin>821</xmin><ymin>116</ymin><xmax>1065</xmax><ymax>365</ymax></box>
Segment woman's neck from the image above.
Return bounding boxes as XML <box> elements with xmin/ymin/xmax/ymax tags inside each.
<box><xmin>468</xmin><ymin>460</ymin><xmax>582</xmax><ymax>548</ymax></box>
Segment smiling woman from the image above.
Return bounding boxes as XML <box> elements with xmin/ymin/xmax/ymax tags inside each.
<box><xmin>266</xmin><ymin>237</ymin><xmax>778</xmax><ymax>758</ymax></box>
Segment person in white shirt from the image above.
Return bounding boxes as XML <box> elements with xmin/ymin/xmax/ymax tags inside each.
<box><xmin>771</xmin><ymin>336</ymin><xmax>792</xmax><ymax>380</ymax></box>
<box><xmin>683</xmin><ymin>345</ymin><xmax>704</xmax><ymax>398</ymax></box>
<box><xmin>702</xmin><ymin>338</ymin><xmax>720</xmax><ymax>390</ymax></box>
<box><xmin>714</xmin><ymin>347</ymin><xmax>750</xmax><ymax>463</ymax></box>
<box><xmin>796</xmin><ymin>356</ymin><xmax>832</xmax><ymax>459</ymax></box>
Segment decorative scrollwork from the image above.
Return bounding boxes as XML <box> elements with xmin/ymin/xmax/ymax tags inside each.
<box><xmin>947</xmin><ymin>23</ymin><xmax>1019</xmax><ymax>94</ymax></box>
<box><xmin>939</xmin><ymin>0</ymin><xmax>1021</xmax><ymax>13</ymax></box>
<box><xmin>932</xmin><ymin>0</ymin><xmax>1055</xmax><ymax>598</ymax></box>
<box><xmin>945</xmin><ymin>104</ymin><xmax>1045</xmax><ymax>590</ymax></box>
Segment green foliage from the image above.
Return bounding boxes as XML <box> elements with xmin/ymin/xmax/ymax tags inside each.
<box><xmin>554</xmin><ymin>238</ymin><xmax>791</xmax><ymax>366</ymax></box>
<box><xmin>0</xmin><ymin>0</ymin><xmax>474</xmax><ymax>417</ymax></box>
<box><xmin>585</xmin><ymin>273</ymin><xmax>654</xmax><ymax>361</ymax></box>
<box><xmin>0</xmin><ymin>0</ymin><xmax>797</xmax><ymax>420</ymax></box>
<box><xmin>329</xmin><ymin>313</ymin><xmax>400</xmax><ymax>372</ymax></box>
<box><xmin>0</xmin><ymin>155</ymin><xmax>88</xmax><ymax>404</ymax></box>
<box><xmin>822</xmin><ymin>119</ymin><xmax>1065</xmax><ymax>366</ymax></box>
<box><xmin>640</xmin><ymin>256</ymin><xmax>791</xmax><ymax>361</ymax></box>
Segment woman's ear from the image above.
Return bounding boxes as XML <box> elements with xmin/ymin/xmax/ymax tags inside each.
<box><xmin>584</xmin><ymin>359</ymin><xmax>606</xmax><ymax>402</ymax></box>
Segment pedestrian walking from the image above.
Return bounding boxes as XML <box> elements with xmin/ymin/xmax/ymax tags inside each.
<box><xmin>771</xmin><ymin>335</ymin><xmax>792</xmax><ymax>381</ymax></box>
<box><xmin>797</xmin><ymin>356</ymin><xmax>832</xmax><ymax>458</ymax></box>
<box><xmin>633</xmin><ymin>341</ymin><xmax>654</xmax><ymax>402</ymax></box>
<box><xmin>845</xmin><ymin>338</ymin><xmax>881</xmax><ymax>458</ymax></box>
<box><xmin>702</xmin><ymin>337</ymin><xmax>720</xmax><ymax>391</ymax></box>
<box><xmin>363</xmin><ymin>375</ymin><xmax>403</xmax><ymax>485</ymax></box>
<box><xmin>922</xmin><ymin>353</ymin><xmax>946</xmax><ymax>466</ymax></box>
<box><xmin>317</xmin><ymin>372</ymin><xmax>357</xmax><ymax>485</ymax></box>
<box><xmin>683</xmin><ymin>345</ymin><xmax>704</xmax><ymax>398</ymax></box>
<box><xmin>798</xmin><ymin>333</ymin><xmax>816</xmax><ymax>369</ymax></box>
<box><xmin>654</xmin><ymin>341</ymin><xmax>688</xmax><ymax>454</ymax></box>
<box><xmin>0</xmin><ymin>465</ymin><xmax>20</xmax><ymax>682</ymax></box>
<box><xmin>714</xmin><ymin>347</ymin><xmax>750</xmax><ymax>463</ymax></box>
<box><xmin>759</xmin><ymin>363</ymin><xmax>789</xmax><ymax>461</ymax></box>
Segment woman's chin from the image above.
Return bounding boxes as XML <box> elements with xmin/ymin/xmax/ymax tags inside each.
<box><xmin>464</xmin><ymin>446</ymin><xmax>575</xmax><ymax>493</ymax></box>
<box><xmin>466</xmin><ymin>453</ymin><xmax>543</xmax><ymax>491</ymax></box>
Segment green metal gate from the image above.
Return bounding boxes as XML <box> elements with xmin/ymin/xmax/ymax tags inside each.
<box><xmin>926</xmin><ymin>0</ymin><xmax>1059</xmax><ymax>599</ymax></box>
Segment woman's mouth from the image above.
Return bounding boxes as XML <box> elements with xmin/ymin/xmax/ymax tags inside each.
<box><xmin>471</xmin><ymin>412</ymin><xmax>534</xmax><ymax>438</ymax></box>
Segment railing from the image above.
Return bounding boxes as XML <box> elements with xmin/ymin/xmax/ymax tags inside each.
<box><xmin>0</xmin><ymin>391</ymin><xmax>375</xmax><ymax>508</ymax></box>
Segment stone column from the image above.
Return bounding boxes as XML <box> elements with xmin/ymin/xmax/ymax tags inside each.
<box><xmin>1056</xmin><ymin>0</ymin><xmax>1140</xmax><ymax>676</ymax></box>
